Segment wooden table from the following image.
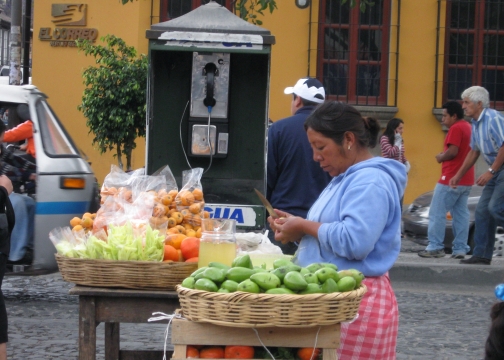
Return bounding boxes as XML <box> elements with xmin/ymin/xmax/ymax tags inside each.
<box><xmin>69</xmin><ymin>286</ymin><xmax>180</xmax><ymax>360</ymax></box>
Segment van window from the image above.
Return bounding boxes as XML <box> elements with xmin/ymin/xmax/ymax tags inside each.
<box><xmin>36</xmin><ymin>100</ymin><xmax>80</xmax><ymax>157</ymax></box>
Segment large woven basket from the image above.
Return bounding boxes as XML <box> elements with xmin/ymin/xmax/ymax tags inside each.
<box><xmin>56</xmin><ymin>254</ymin><xmax>197</xmax><ymax>290</ymax></box>
<box><xmin>176</xmin><ymin>284</ymin><xmax>367</xmax><ymax>328</ymax></box>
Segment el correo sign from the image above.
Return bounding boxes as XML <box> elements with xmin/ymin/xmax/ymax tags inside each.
<box><xmin>38</xmin><ymin>4</ymin><xmax>98</xmax><ymax>47</ymax></box>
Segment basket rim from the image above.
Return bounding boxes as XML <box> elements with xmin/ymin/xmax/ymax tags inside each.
<box><xmin>176</xmin><ymin>283</ymin><xmax>367</xmax><ymax>301</ymax></box>
<box><xmin>55</xmin><ymin>253</ymin><xmax>196</xmax><ymax>267</ymax></box>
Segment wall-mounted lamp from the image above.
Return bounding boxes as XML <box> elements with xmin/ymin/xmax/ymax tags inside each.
<box><xmin>295</xmin><ymin>0</ymin><xmax>310</xmax><ymax>9</ymax></box>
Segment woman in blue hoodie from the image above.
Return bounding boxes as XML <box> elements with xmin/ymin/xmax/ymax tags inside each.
<box><xmin>268</xmin><ymin>102</ymin><xmax>407</xmax><ymax>360</ymax></box>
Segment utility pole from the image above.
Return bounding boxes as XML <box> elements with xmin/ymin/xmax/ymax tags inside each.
<box><xmin>22</xmin><ymin>0</ymin><xmax>31</xmax><ymax>85</ymax></box>
<box><xmin>9</xmin><ymin>0</ymin><xmax>22</xmax><ymax>85</ymax></box>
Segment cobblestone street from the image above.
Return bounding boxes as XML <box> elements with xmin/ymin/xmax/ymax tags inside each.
<box><xmin>1</xmin><ymin>272</ymin><xmax>497</xmax><ymax>359</ymax></box>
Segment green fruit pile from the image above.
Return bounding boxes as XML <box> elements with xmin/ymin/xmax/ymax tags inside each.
<box><xmin>180</xmin><ymin>254</ymin><xmax>365</xmax><ymax>294</ymax></box>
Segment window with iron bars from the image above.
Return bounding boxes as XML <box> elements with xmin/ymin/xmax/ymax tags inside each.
<box><xmin>160</xmin><ymin>0</ymin><xmax>232</xmax><ymax>22</ymax></box>
<box><xmin>317</xmin><ymin>0</ymin><xmax>398</xmax><ymax>106</ymax></box>
<box><xmin>435</xmin><ymin>0</ymin><xmax>504</xmax><ymax>110</ymax></box>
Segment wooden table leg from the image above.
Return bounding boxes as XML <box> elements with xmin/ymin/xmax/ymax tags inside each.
<box><xmin>79</xmin><ymin>296</ymin><xmax>97</xmax><ymax>360</ymax></box>
<box><xmin>105</xmin><ymin>322</ymin><xmax>120</xmax><ymax>360</ymax></box>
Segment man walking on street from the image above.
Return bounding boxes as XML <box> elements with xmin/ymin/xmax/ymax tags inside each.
<box><xmin>418</xmin><ymin>101</ymin><xmax>474</xmax><ymax>259</ymax></box>
<box><xmin>267</xmin><ymin>77</ymin><xmax>331</xmax><ymax>254</ymax></box>
<box><xmin>450</xmin><ymin>86</ymin><xmax>504</xmax><ymax>265</ymax></box>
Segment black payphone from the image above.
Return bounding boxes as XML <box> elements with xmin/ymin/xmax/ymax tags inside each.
<box><xmin>188</xmin><ymin>52</ymin><xmax>230</xmax><ymax>158</ymax></box>
<box><xmin>146</xmin><ymin>1</ymin><xmax>275</xmax><ymax>230</ymax></box>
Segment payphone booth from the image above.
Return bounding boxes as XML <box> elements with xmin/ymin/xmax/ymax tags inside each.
<box><xmin>145</xmin><ymin>1</ymin><xmax>275</xmax><ymax>230</ymax></box>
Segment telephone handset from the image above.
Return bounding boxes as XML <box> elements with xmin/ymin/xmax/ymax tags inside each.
<box><xmin>188</xmin><ymin>52</ymin><xmax>230</xmax><ymax>158</ymax></box>
<box><xmin>203</xmin><ymin>62</ymin><xmax>217</xmax><ymax>108</ymax></box>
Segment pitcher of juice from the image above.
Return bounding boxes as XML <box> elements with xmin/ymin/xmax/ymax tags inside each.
<box><xmin>198</xmin><ymin>218</ymin><xmax>237</xmax><ymax>268</ymax></box>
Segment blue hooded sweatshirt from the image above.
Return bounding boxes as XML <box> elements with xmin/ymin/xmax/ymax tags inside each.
<box><xmin>294</xmin><ymin>157</ymin><xmax>407</xmax><ymax>277</ymax></box>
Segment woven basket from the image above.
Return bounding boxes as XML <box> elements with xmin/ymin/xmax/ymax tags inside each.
<box><xmin>176</xmin><ymin>284</ymin><xmax>367</xmax><ymax>328</ymax></box>
<box><xmin>56</xmin><ymin>254</ymin><xmax>197</xmax><ymax>290</ymax></box>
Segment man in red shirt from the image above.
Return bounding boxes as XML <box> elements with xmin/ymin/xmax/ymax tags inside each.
<box><xmin>418</xmin><ymin>101</ymin><xmax>474</xmax><ymax>259</ymax></box>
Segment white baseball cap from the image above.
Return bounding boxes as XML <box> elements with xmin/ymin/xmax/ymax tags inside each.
<box><xmin>284</xmin><ymin>77</ymin><xmax>325</xmax><ymax>103</ymax></box>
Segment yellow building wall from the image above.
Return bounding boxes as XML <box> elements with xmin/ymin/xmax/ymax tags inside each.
<box><xmin>32</xmin><ymin>0</ymin><xmax>446</xmax><ymax>203</ymax></box>
<box><xmin>32</xmin><ymin>0</ymin><xmax>156</xmax><ymax>185</ymax></box>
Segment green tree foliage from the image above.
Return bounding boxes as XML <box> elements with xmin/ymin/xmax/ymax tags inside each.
<box><xmin>76</xmin><ymin>35</ymin><xmax>147</xmax><ymax>171</ymax></box>
<box><xmin>234</xmin><ymin>0</ymin><xmax>277</xmax><ymax>25</ymax></box>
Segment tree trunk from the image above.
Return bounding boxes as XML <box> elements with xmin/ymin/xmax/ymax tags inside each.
<box><xmin>124</xmin><ymin>139</ymin><xmax>134</xmax><ymax>172</ymax></box>
<box><xmin>126</xmin><ymin>150</ymin><xmax>132</xmax><ymax>172</ymax></box>
<box><xmin>116</xmin><ymin>144</ymin><xmax>123</xmax><ymax>170</ymax></box>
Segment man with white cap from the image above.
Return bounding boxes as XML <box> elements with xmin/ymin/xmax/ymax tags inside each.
<box><xmin>266</xmin><ymin>77</ymin><xmax>331</xmax><ymax>254</ymax></box>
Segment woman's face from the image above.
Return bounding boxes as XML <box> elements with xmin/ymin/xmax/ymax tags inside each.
<box><xmin>395</xmin><ymin>123</ymin><xmax>404</xmax><ymax>135</ymax></box>
<box><xmin>307</xmin><ymin>128</ymin><xmax>351</xmax><ymax>177</ymax></box>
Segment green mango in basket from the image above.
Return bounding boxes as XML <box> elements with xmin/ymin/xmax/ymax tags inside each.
<box><xmin>181</xmin><ymin>277</ymin><xmax>195</xmax><ymax>289</ymax></box>
<box><xmin>194</xmin><ymin>278</ymin><xmax>219</xmax><ymax>292</ymax></box>
<box><xmin>226</xmin><ymin>267</ymin><xmax>256</xmax><ymax>283</ymax></box>
<box><xmin>265</xmin><ymin>287</ymin><xmax>295</xmax><ymax>295</ymax></box>
<box><xmin>305</xmin><ymin>263</ymin><xmax>324</xmax><ymax>273</ymax></box>
<box><xmin>283</xmin><ymin>271</ymin><xmax>308</xmax><ymax>292</ymax></box>
<box><xmin>338</xmin><ymin>276</ymin><xmax>357</xmax><ymax>292</ymax></box>
<box><xmin>321</xmin><ymin>278</ymin><xmax>339</xmax><ymax>293</ymax></box>
<box><xmin>217</xmin><ymin>288</ymin><xmax>230</xmax><ymax>294</ymax></box>
<box><xmin>190</xmin><ymin>266</ymin><xmax>208</xmax><ymax>278</ymax></box>
<box><xmin>250</xmin><ymin>272</ymin><xmax>281</xmax><ymax>291</ymax></box>
<box><xmin>208</xmin><ymin>262</ymin><xmax>231</xmax><ymax>271</ymax></box>
<box><xmin>237</xmin><ymin>279</ymin><xmax>260</xmax><ymax>293</ymax></box>
<box><xmin>315</xmin><ymin>267</ymin><xmax>340</xmax><ymax>283</ymax></box>
<box><xmin>299</xmin><ymin>267</ymin><xmax>310</xmax><ymax>276</ymax></box>
<box><xmin>202</xmin><ymin>267</ymin><xmax>226</xmax><ymax>283</ymax></box>
<box><xmin>299</xmin><ymin>283</ymin><xmax>323</xmax><ymax>294</ymax></box>
<box><xmin>253</xmin><ymin>268</ymin><xmax>269</xmax><ymax>274</ymax></box>
<box><xmin>272</xmin><ymin>258</ymin><xmax>292</xmax><ymax>269</ymax></box>
<box><xmin>304</xmin><ymin>273</ymin><xmax>319</xmax><ymax>284</ymax></box>
<box><xmin>220</xmin><ymin>280</ymin><xmax>239</xmax><ymax>292</ymax></box>
<box><xmin>338</xmin><ymin>269</ymin><xmax>365</xmax><ymax>288</ymax></box>
<box><xmin>232</xmin><ymin>254</ymin><xmax>253</xmax><ymax>269</ymax></box>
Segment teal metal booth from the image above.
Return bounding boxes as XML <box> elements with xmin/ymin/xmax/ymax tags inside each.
<box><xmin>145</xmin><ymin>2</ymin><xmax>275</xmax><ymax>230</ymax></box>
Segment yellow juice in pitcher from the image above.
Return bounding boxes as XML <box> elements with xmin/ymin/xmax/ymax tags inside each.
<box><xmin>198</xmin><ymin>240</ymin><xmax>237</xmax><ymax>268</ymax></box>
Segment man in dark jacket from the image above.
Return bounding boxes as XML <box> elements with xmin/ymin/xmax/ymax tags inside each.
<box><xmin>267</xmin><ymin>77</ymin><xmax>332</xmax><ymax>254</ymax></box>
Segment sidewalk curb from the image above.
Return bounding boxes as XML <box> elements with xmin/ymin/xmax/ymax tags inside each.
<box><xmin>391</xmin><ymin>259</ymin><xmax>504</xmax><ymax>286</ymax></box>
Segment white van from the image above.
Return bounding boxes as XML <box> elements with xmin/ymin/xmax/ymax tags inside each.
<box><xmin>0</xmin><ymin>84</ymin><xmax>98</xmax><ymax>273</ymax></box>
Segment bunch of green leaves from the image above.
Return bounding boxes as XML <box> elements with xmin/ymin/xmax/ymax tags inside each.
<box><xmin>76</xmin><ymin>35</ymin><xmax>147</xmax><ymax>171</ymax></box>
<box><xmin>69</xmin><ymin>222</ymin><xmax>164</xmax><ymax>261</ymax></box>
<box><xmin>234</xmin><ymin>0</ymin><xmax>277</xmax><ymax>25</ymax></box>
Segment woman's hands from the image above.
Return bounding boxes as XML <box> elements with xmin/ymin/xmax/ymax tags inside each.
<box><xmin>267</xmin><ymin>209</ymin><xmax>307</xmax><ymax>244</ymax></box>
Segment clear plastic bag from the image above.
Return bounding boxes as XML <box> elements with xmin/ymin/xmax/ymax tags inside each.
<box><xmin>175</xmin><ymin>168</ymin><xmax>206</xmax><ymax>228</ymax></box>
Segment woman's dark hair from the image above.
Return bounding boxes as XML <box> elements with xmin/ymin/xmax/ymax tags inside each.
<box><xmin>304</xmin><ymin>101</ymin><xmax>380</xmax><ymax>148</ymax></box>
<box><xmin>485</xmin><ymin>302</ymin><xmax>504</xmax><ymax>359</ymax></box>
<box><xmin>382</xmin><ymin>118</ymin><xmax>404</xmax><ymax>146</ymax></box>
<box><xmin>0</xmin><ymin>119</ymin><xmax>5</xmax><ymax>134</ymax></box>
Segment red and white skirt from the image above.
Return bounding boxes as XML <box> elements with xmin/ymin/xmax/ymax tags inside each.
<box><xmin>337</xmin><ymin>273</ymin><xmax>398</xmax><ymax>360</ymax></box>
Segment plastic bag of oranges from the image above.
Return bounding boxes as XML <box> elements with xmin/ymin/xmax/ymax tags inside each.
<box><xmin>100</xmin><ymin>165</ymin><xmax>142</xmax><ymax>205</ymax></box>
<box><xmin>175</xmin><ymin>168</ymin><xmax>208</xmax><ymax>229</ymax></box>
